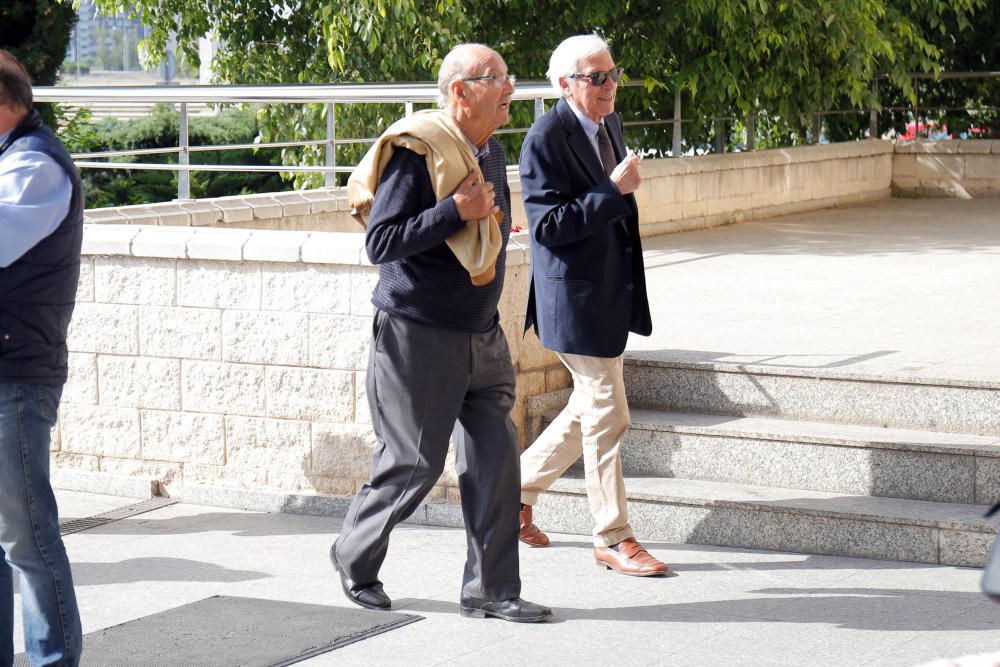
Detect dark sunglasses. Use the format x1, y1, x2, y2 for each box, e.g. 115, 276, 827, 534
569, 67, 624, 86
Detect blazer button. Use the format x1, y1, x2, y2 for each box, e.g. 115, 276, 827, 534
2, 334, 9, 341
626, 284, 633, 291
624, 246, 632, 254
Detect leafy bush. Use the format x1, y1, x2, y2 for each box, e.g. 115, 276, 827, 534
62, 105, 293, 208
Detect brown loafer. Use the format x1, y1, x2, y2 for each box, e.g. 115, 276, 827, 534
594, 538, 669, 576
518, 505, 550, 547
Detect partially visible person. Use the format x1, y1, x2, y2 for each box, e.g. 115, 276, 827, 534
517, 35, 669, 577
332, 43, 552, 623
0, 50, 84, 665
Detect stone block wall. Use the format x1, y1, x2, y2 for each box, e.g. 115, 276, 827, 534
58, 225, 566, 498
61, 140, 903, 501
892, 140, 1000, 198
84, 190, 361, 233
632, 140, 893, 235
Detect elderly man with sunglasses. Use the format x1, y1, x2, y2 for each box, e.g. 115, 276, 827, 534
517, 35, 669, 577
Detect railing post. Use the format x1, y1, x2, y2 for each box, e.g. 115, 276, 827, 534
534, 97, 544, 121
405, 101, 414, 117
177, 102, 190, 200
672, 87, 682, 157
810, 113, 821, 145
746, 112, 755, 151
714, 118, 725, 153
869, 79, 879, 139
325, 102, 336, 188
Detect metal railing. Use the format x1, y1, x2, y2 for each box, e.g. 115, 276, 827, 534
655, 71, 1000, 155
33, 72, 998, 202
35, 82, 561, 200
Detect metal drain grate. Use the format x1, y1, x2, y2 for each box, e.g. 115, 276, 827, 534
15, 596, 422, 667
59, 497, 178, 535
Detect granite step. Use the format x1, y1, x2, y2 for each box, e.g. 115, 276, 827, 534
622, 410, 1000, 504
531, 475, 996, 567
623, 357, 1000, 436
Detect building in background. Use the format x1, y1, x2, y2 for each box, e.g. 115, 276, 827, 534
67, 0, 146, 75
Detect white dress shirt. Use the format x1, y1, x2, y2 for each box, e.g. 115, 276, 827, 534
566, 99, 604, 167
0, 128, 72, 268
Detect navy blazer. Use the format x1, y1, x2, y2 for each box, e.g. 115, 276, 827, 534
520, 98, 652, 358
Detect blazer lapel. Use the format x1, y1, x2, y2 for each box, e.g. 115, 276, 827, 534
555, 98, 605, 186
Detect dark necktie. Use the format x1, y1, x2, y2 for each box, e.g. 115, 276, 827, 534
596, 123, 617, 176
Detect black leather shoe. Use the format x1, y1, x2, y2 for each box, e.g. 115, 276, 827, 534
459, 596, 552, 623
330, 543, 391, 611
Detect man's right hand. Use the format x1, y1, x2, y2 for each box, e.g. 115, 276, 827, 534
453, 171, 498, 221
610, 150, 642, 195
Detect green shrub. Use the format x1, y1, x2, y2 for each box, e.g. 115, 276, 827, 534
63, 105, 293, 208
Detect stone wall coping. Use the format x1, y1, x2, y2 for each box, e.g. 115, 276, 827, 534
893, 139, 1000, 155
643, 140, 892, 177
81, 223, 534, 267
84, 188, 353, 226
83, 141, 899, 225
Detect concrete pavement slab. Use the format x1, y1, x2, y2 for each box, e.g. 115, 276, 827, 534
10, 490, 1000, 666
630, 198, 1000, 384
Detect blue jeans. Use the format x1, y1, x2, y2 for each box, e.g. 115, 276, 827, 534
0, 383, 81, 667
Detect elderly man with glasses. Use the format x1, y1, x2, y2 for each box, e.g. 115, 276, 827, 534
517, 35, 669, 577
332, 43, 551, 623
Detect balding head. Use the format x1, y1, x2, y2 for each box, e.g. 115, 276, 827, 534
435, 43, 513, 148
437, 43, 503, 109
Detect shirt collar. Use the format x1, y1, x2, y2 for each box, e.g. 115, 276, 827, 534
566, 98, 602, 138
467, 136, 491, 161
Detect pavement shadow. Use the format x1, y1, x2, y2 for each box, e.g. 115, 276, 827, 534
355, 589, 1000, 632
390, 598, 570, 624
625, 347, 901, 372
74, 511, 343, 537
69, 557, 269, 586
543, 539, 927, 572
555, 587, 1000, 632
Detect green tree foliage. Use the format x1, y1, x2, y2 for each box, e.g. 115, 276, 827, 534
828, 0, 998, 140
93, 0, 469, 185
91, 0, 987, 165
479, 0, 984, 150
64, 105, 290, 207
0, 0, 77, 126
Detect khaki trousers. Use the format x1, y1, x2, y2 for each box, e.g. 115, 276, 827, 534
520, 351, 634, 547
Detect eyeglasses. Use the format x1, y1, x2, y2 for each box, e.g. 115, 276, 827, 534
569, 67, 624, 86
462, 74, 517, 86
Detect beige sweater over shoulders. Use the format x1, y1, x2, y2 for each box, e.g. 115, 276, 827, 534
347, 109, 503, 286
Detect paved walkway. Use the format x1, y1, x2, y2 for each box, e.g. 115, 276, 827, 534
631, 198, 1000, 384
17, 490, 1000, 666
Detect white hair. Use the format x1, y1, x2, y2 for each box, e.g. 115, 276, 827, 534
546, 34, 611, 94
436, 43, 495, 108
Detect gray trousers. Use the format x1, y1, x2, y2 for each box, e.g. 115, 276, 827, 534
334, 310, 521, 601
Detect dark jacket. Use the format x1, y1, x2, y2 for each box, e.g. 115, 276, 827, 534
520, 98, 651, 358
0, 109, 84, 385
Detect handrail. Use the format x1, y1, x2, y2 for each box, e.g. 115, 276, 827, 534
35, 81, 562, 199
32, 81, 560, 105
